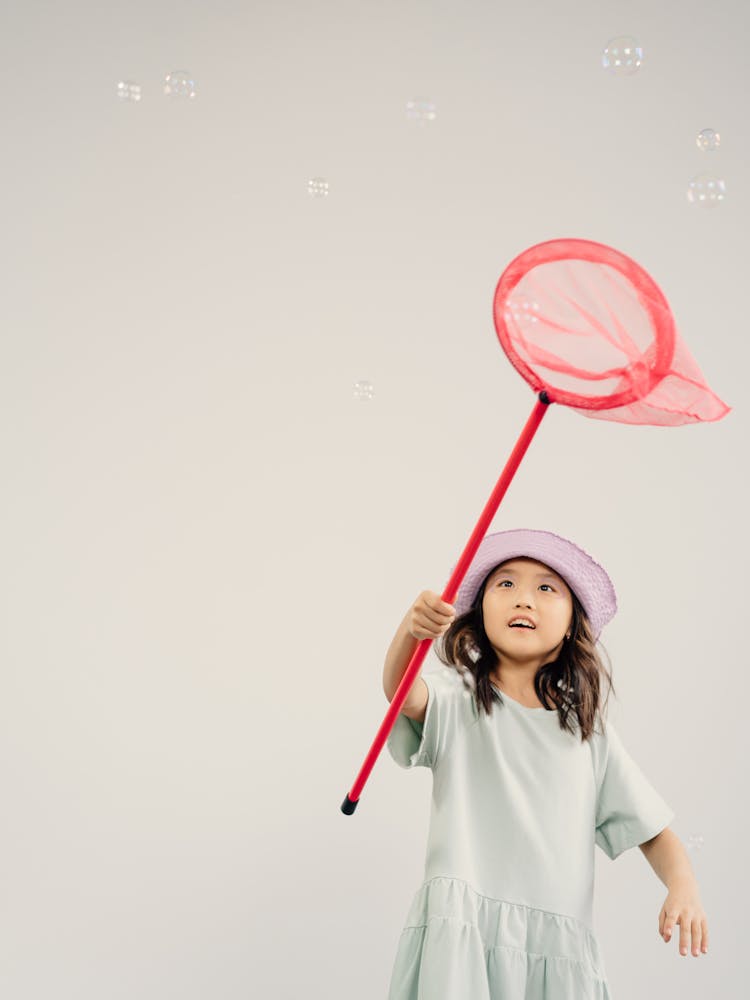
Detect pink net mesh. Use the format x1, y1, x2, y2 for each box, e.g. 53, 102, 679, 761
493, 239, 729, 426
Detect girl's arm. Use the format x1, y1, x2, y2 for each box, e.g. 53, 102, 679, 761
382, 610, 429, 720
639, 828, 709, 958
639, 827, 696, 888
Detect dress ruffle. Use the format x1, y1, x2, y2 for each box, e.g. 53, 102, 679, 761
388, 876, 612, 1000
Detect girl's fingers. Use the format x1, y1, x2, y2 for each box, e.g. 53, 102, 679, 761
680, 915, 689, 954
423, 610, 454, 629
668, 913, 709, 956
691, 916, 704, 956
660, 905, 708, 956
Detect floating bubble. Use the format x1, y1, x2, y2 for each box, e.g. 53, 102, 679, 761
116, 80, 142, 102
602, 36, 643, 75
687, 833, 705, 853
696, 128, 720, 152
406, 98, 437, 123
460, 670, 476, 692
504, 297, 540, 327
353, 380, 374, 401
307, 177, 329, 198
445, 666, 476, 693
687, 172, 726, 207
164, 70, 197, 99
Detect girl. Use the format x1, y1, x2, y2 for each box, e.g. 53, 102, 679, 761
383, 527, 708, 999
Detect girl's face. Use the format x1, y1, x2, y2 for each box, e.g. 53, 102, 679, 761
481, 557, 574, 666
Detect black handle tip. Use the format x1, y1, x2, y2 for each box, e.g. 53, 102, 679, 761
341, 794, 359, 815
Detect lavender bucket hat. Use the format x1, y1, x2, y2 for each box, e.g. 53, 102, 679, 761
451, 528, 617, 640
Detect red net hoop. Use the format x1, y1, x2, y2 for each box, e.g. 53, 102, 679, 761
493, 238, 729, 425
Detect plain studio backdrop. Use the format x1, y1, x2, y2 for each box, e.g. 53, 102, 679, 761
0, 0, 746, 997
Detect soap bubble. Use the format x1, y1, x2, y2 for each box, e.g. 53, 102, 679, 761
696, 128, 720, 151
460, 670, 476, 692
307, 177, 329, 198
116, 80, 142, 102
687, 833, 705, 853
164, 70, 196, 99
446, 665, 476, 693
602, 36, 643, 75
406, 98, 437, 123
687, 172, 726, 207
504, 297, 540, 327
353, 380, 374, 401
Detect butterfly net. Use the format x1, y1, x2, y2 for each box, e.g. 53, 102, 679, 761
493, 240, 729, 425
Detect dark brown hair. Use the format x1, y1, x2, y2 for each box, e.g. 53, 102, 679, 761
434, 568, 616, 743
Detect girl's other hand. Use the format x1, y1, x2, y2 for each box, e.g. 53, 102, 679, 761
408, 591, 457, 641
659, 880, 709, 957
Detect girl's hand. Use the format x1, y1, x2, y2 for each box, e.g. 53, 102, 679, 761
659, 879, 709, 957
408, 591, 456, 641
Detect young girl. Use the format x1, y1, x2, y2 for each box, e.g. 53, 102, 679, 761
383, 527, 709, 999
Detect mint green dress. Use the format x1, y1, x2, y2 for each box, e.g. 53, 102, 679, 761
386, 666, 675, 999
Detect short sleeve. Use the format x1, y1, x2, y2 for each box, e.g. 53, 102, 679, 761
386, 669, 456, 770
594, 720, 676, 861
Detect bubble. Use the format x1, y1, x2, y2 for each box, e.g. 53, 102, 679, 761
505, 297, 540, 327
164, 70, 197, 99
461, 670, 476, 692
696, 128, 720, 151
307, 177, 329, 198
446, 666, 476, 692
602, 36, 643, 75
406, 98, 437, 123
687, 833, 705, 853
353, 380, 374, 401
116, 80, 142, 103
686, 172, 727, 207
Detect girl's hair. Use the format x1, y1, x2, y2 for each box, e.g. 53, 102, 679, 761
434, 567, 616, 743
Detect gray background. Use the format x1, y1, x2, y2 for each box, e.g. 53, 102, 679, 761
0, 0, 745, 996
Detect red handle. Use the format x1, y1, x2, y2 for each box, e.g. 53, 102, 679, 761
341, 392, 552, 815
